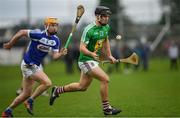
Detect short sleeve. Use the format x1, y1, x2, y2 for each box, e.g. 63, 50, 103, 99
52, 38, 60, 52
106, 25, 110, 38
28, 29, 42, 40
81, 28, 91, 44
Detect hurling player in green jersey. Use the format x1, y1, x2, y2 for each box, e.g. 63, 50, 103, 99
50, 6, 121, 116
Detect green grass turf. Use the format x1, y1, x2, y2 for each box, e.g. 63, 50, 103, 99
0, 58, 180, 117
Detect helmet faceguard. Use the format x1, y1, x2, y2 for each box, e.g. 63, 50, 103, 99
44, 17, 59, 35
95, 6, 111, 26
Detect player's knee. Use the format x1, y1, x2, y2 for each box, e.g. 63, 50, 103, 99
78, 85, 88, 91
44, 80, 52, 88
46, 81, 52, 88
102, 76, 109, 83
80, 87, 87, 91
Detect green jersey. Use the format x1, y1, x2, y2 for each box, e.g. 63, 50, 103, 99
78, 22, 110, 62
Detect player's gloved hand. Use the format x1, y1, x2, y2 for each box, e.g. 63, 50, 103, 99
60, 48, 68, 56
108, 55, 117, 64
3, 42, 13, 50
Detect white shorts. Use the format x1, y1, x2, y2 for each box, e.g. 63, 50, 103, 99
21, 60, 43, 78
78, 60, 99, 74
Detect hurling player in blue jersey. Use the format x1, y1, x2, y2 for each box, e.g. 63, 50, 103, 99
2, 17, 67, 117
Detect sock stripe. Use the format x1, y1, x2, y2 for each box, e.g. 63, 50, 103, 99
103, 104, 109, 107
102, 102, 109, 105
57, 86, 64, 94
103, 106, 110, 110
102, 100, 110, 110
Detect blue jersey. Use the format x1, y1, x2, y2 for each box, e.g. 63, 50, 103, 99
23, 30, 60, 66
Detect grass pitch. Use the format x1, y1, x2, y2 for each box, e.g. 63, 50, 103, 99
0, 58, 180, 117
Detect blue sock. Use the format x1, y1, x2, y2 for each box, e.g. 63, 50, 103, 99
5, 107, 12, 113
28, 98, 34, 103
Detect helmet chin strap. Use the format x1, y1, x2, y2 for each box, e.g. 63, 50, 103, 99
97, 15, 103, 25
45, 24, 57, 35
45, 25, 49, 31
45, 25, 52, 35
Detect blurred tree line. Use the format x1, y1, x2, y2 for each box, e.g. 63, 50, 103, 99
99, 0, 180, 58
1, 0, 180, 55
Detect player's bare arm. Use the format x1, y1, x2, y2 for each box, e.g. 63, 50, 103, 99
52, 48, 67, 60
3, 30, 28, 49
80, 41, 99, 60
104, 38, 117, 63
